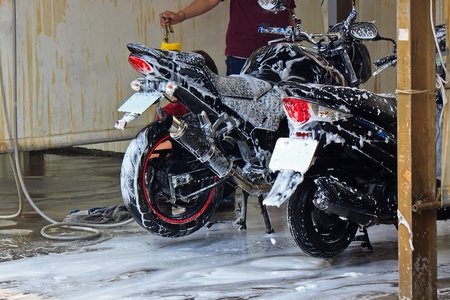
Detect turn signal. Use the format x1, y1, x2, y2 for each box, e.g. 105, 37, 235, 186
130, 79, 142, 92
128, 55, 153, 75
282, 97, 311, 125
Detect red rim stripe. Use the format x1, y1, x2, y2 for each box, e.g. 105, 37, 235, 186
142, 135, 216, 224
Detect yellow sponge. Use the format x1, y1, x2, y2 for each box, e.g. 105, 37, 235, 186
161, 42, 181, 51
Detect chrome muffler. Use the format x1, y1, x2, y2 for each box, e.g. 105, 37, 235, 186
166, 115, 232, 178
166, 115, 271, 195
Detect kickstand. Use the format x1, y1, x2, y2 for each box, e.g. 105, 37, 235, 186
354, 227, 373, 252
233, 190, 249, 230
258, 195, 274, 234
206, 190, 248, 230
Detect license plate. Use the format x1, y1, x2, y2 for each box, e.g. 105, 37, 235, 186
269, 138, 318, 174
118, 92, 161, 114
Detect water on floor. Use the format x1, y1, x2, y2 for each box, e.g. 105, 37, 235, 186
1, 151, 450, 299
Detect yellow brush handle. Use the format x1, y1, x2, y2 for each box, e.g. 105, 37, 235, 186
161, 42, 181, 51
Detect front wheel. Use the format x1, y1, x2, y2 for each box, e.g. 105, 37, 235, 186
120, 120, 224, 237
287, 178, 358, 258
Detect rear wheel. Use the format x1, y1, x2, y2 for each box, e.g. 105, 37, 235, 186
121, 120, 224, 237
288, 178, 358, 258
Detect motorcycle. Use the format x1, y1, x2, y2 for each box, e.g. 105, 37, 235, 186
263, 6, 447, 257
115, 0, 397, 238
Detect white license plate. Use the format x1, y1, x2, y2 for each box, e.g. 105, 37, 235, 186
118, 92, 161, 114
269, 138, 318, 174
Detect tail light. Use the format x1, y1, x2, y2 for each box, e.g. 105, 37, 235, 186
128, 55, 153, 75
282, 97, 311, 125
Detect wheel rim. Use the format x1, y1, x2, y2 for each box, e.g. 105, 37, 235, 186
309, 203, 351, 243
303, 185, 356, 246
141, 135, 218, 224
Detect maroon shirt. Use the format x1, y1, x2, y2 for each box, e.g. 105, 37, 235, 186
224, 0, 296, 58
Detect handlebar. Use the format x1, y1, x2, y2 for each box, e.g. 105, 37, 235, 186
258, 26, 290, 36
344, 7, 358, 28
373, 54, 397, 76
258, 26, 336, 46
373, 54, 397, 68
258, 26, 312, 44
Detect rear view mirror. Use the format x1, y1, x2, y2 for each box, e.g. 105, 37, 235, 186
258, 0, 287, 12
348, 22, 379, 40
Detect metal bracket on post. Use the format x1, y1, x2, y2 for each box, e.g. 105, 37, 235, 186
411, 188, 450, 212
412, 200, 442, 212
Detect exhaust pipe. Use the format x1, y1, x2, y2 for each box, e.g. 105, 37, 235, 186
166, 115, 232, 178
166, 115, 272, 195
314, 177, 379, 226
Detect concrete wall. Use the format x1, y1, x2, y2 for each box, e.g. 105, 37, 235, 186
358, 0, 397, 94
1, 0, 166, 153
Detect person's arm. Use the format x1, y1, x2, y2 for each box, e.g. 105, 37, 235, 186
160, 0, 222, 27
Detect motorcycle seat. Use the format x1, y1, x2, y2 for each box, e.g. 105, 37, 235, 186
209, 73, 273, 100
170, 49, 273, 100
127, 43, 273, 100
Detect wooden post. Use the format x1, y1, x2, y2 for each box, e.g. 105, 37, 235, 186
397, 0, 437, 299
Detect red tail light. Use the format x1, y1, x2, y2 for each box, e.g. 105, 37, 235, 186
128, 55, 153, 75
282, 97, 311, 125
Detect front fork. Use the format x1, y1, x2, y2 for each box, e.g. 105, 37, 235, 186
340, 49, 359, 87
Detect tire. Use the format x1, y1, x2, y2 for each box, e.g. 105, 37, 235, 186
120, 120, 224, 237
287, 177, 358, 258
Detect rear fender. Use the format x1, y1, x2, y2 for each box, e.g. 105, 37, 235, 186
263, 170, 304, 207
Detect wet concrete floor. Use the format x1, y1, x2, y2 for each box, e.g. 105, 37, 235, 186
1, 150, 450, 299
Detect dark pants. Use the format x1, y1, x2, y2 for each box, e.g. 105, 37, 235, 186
226, 56, 247, 75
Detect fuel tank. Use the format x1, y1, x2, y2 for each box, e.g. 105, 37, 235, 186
241, 43, 346, 85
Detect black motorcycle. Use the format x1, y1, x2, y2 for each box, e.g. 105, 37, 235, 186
115, 0, 397, 238
263, 21, 447, 258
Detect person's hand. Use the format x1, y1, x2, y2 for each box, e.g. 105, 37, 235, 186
160, 10, 185, 27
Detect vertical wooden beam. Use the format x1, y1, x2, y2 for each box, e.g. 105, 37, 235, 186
397, 0, 437, 299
